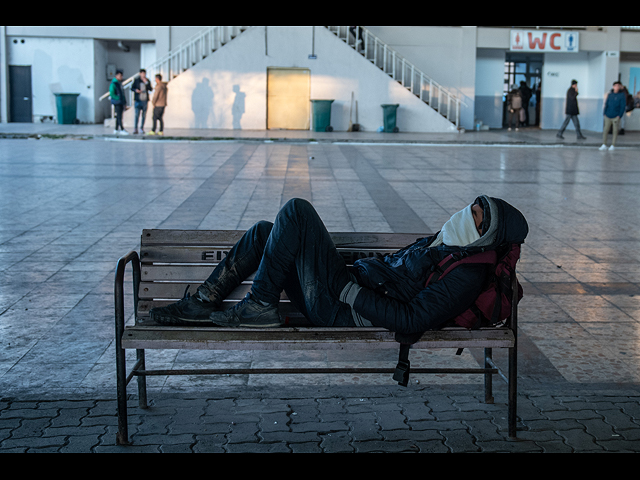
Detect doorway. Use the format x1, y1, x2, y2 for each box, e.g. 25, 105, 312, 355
267, 67, 310, 130
9, 65, 33, 123
503, 53, 543, 128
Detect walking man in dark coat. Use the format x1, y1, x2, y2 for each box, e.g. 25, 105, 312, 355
557, 79, 587, 140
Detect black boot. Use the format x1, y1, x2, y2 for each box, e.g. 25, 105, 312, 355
209, 292, 282, 328
149, 287, 220, 326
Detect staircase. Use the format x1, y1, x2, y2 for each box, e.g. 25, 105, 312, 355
99, 26, 249, 112
326, 26, 466, 128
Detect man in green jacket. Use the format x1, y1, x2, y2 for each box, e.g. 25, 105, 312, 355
109, 70, 129, 135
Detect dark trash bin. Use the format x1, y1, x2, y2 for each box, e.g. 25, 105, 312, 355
381, 104, 399, 132
54, 93, 80, 124
311, 99, 334, 132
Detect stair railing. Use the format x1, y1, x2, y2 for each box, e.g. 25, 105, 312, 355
326, 26, 466, 128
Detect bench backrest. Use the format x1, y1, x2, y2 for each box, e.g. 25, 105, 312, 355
136, 229, 425, 324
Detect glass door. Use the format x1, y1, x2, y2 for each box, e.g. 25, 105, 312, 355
503, 53, 543, 127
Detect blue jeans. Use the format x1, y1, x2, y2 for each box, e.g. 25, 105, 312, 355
134, 100, 148, 130
197, 198, 356, 327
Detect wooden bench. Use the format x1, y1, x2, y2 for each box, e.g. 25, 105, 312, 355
115, 229, 519, 445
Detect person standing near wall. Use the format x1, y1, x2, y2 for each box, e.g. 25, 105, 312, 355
534, 82, 541, 126
600, 81, 627, 151
507, 85, 522, 131
109, 69, 128, 135
132, 69, 152, 134
148, 74, 168, 136
519, 81, 532, 126
556, 80, 586, 140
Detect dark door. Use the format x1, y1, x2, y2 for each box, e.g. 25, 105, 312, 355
9, 65, 33, 122
502, 53, 543, 128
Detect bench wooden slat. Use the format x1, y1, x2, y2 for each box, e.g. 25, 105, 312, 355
140, 245, 402, 264
141, 229, 424, 248
137, 299, 307, 321
122, 326, 515, 351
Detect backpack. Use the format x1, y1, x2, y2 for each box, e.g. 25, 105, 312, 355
392, 243, 523, 386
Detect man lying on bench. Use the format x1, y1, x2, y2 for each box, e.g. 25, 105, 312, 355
149, 196, 528, 335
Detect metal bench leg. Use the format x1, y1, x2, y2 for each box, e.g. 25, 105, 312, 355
508, 344, 518, 439
114, 251, 140, 446
508, 271, 519, 439
484, 347, 494, 404
137, 349, 148, 409
115, 324, 129, 445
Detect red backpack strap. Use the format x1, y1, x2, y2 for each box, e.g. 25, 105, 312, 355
425, 250, 497, 287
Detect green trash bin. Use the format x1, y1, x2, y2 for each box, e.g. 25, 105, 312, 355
54, 93, 80, 124
311, 100, 334, 132
381, 104, 399, 132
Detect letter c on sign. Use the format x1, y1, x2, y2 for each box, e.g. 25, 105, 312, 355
550, 33, 561, 50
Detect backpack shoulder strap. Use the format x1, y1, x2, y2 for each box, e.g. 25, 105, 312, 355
425, 249, 497, 287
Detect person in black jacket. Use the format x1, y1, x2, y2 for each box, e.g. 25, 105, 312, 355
150, 196, 528, 335
131, 69, 152, 134
557, 80, 587, 140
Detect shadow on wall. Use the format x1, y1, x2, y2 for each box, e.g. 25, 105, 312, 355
190, 79, 246, 129
232, 84, 245, 129
192, 78, 213, 128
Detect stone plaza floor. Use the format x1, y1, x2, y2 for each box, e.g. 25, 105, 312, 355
1, 123, 640, 452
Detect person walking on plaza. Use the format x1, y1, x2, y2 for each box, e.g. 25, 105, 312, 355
556, 80, 586, 140
131, 69, 152, 134
600, 81, 627, 151
109, 69, 128, 135
148, 74, 168, 136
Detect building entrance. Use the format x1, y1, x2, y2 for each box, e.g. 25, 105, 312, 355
503, 53, 543, 128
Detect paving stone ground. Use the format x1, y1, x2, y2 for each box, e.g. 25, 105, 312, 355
1, 124, 640, 452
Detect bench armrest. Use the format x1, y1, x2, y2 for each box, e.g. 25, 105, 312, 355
115, 250, 141, 336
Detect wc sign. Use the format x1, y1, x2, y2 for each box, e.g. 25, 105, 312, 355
510, 30, 579, 52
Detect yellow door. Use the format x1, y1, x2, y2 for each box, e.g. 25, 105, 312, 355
267, 68, 310, 130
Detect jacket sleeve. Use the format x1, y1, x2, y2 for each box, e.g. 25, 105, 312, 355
618, 96, 627, 117
347, 264, 489, 334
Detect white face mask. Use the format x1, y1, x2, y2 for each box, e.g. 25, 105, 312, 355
440, 205, 481, 247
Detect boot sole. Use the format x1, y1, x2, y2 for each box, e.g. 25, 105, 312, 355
150, 313, 215, 326
210, 319, 283, 328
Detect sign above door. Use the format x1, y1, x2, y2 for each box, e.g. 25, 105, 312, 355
510, 30, 579, 53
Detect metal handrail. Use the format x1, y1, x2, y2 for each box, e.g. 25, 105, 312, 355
326, 26, 467, 127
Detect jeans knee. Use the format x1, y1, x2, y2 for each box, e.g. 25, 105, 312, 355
251, 220, 273, 243
282, 198, 314, 216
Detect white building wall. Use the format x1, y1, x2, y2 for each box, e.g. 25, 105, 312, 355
542, 51, 605, 132
123, 26, 456, 133
6, 36, 97, 123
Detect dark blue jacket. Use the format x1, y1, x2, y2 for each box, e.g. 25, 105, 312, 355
349, 196, 529, 334
604, 90, 626, 119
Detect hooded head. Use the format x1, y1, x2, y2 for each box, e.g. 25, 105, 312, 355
431, 195, 528, 250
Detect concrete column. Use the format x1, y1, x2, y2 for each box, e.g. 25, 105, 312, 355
603, 26, 621, 89
459, 26, 477, 130
0, 26, 8, 123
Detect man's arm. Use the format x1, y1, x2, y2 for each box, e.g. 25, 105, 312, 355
341, 264, 488, 334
